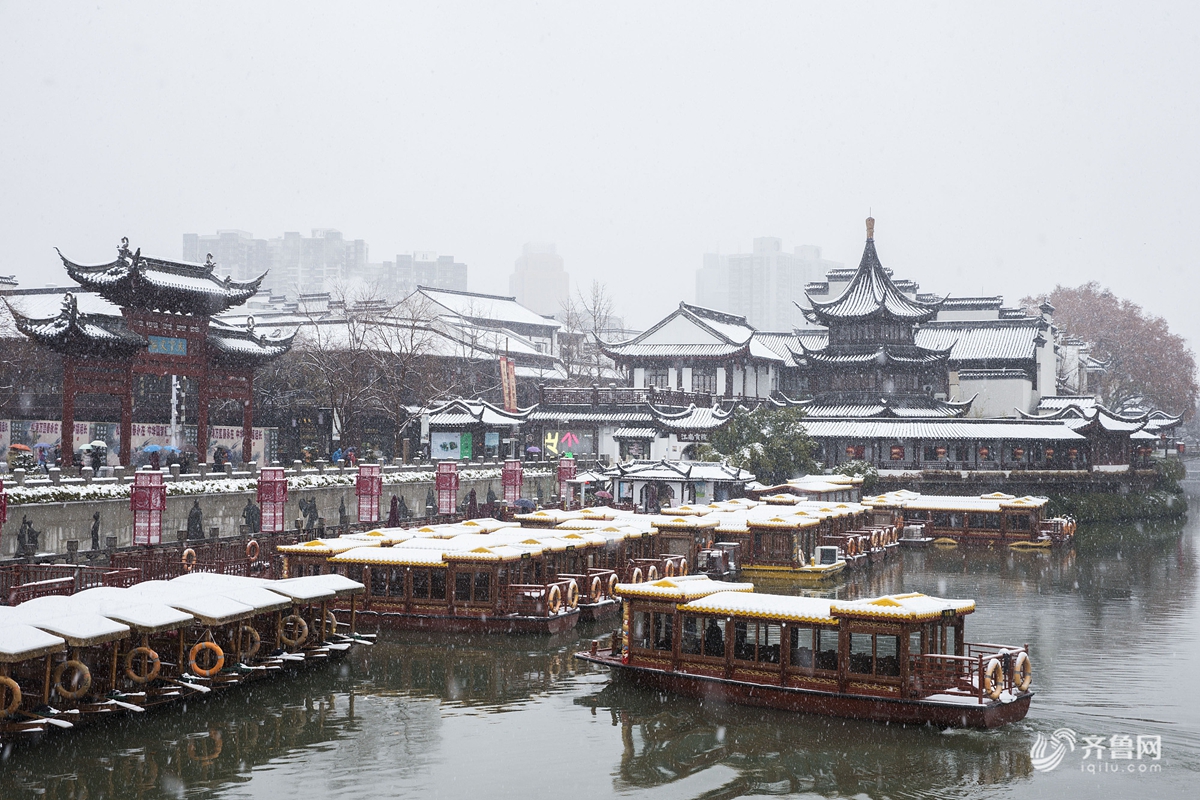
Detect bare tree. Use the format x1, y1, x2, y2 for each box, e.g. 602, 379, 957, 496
558, 279, 618, 384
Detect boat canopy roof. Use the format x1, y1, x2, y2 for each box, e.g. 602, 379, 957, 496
831, 593, 975, 622
648, 514, 720, 530
343, 528, 420, 546
5, 603, 131, 647
862, 491, 1048, 512
616, 575, 754, 602
680, 592, 836, 625
69, 588, 197, 633
273, 573, 365, 597
330, 545, 449, 567
0, 622, 67, 663
277, 537, 380, 556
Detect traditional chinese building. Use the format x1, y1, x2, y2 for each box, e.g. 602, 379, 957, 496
793, 217, 962, 416
7, 239, 293, 465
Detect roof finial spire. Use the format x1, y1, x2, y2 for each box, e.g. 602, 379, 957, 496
866, 215, 875, 240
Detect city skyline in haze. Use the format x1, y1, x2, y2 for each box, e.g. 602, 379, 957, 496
2, 2, 1197, 359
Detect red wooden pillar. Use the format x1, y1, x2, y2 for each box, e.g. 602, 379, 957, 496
61, 357, 76, 468
119, 366, 133, 467
197, 371, 210, 463
242, 374, 254, 464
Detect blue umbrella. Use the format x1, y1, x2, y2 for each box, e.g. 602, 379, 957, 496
33, 442, 54, 449
514, 498, 536, 510
143, 444, 163, 453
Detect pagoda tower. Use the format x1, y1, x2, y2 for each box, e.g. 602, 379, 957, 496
797, 218, 953, 404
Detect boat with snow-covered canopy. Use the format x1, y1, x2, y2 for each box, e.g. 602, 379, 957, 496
576, 576, 1033, 729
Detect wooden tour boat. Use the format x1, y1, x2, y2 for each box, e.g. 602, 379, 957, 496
862, 491, 1076, 548
576, 575, 1033, 729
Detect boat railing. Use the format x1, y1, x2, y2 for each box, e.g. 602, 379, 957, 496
910, 642, 1029, 702
0, 563, 147, 605
557, 568, 618, 602
503, 579, 577, 616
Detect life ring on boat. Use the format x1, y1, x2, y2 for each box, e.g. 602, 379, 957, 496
590, 575, 603, 599
187, 730, 223, 765
280, 614, 309, 647
664, 560, 676, 578
630, 567, 643, 584
325, 610, 339, 635
0, 676, 21, 716
182, 548, 197, 572
246, 539, 260, 561
241, 626, 262, 659
53, 660, 92, 700
189, 642, 225, 677
844, 538, 856, 557
647, 565, 659, 581
677, 559, 688, 576
124, 646, 162, 684
566, 580, 580, 609
871, 531, 880, 549
607, 574, 619, 596
1014, 652, 1032, 692
983, 658, 1003, 701
546, 584, 563, 614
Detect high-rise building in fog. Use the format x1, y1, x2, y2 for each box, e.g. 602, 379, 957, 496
509, 242, 569, 317
363, 251, 469, 298
184, 229, 368, 297
695, 237, 843, 331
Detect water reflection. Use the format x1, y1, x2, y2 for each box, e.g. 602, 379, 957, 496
577, 682, 1033, 798
0, 508, 1197, 799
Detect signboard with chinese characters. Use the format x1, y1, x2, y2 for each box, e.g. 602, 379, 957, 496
147, 335, 188, 356
543, 429, 594, 456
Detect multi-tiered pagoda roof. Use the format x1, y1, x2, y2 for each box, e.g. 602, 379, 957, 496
6, 292, 146, 359
799, 218, 943, 326
58, 237, 264, 315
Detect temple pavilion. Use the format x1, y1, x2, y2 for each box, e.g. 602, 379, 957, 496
7, 238, 293, 466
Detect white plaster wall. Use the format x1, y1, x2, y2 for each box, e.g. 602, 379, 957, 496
961, 377, 1034, 418
633, 367, 646, 388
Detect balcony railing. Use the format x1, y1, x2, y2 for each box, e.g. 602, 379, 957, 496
539, 385, 713, 408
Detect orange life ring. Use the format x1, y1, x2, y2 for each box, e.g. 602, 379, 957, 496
590, 575, 603, 599
607, 573, 619, 596
124, 646, 161, 684
631, 567, 643, 584
546, 584, 563, 614
0, 676, 21, 716
188, 641, 225, 677
280, 614, 309, 647
566, 580, 580, 609
324, 610, 339, 636
664, 560, 676, 578
845, 538, 856, 557
53, 660, 92, 700
181, 548, 197, 572
983, 658, 1003, 701
246, 539, 260, 560
677, 558, 689, 576
647, 565, 659, 581
871, 531, 880, 549
1014, 652, 1033, 692
241, 625, 262, 659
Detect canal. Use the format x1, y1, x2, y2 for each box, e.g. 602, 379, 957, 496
2, 497, 1197, 799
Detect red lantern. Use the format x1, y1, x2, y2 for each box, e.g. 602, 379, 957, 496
1044, 447, 1055, 459
1069, 448, 1079, 459
845, 445, 856, 457
979, 446, 990, 459
502, 459, 523, 504
935, 446, 947, 459
558, 457, 577, 508
436, 462, 459, 515
356, 463, 382, 524
257, 466, 288, 533
890, 445, 904, 461
1013, 447, 1025, 460
130, 470, 166, 545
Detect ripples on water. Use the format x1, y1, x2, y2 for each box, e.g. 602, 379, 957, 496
1, 502, 1197, 799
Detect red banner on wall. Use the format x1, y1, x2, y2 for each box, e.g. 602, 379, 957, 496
499, 357, 519, 412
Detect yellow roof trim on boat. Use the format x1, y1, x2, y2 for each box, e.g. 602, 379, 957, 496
679, 591, 836, 625
615, 575, 753, 602
830, 593, 975, 621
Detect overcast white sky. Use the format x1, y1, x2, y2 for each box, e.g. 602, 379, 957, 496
2, 2, 1198, 348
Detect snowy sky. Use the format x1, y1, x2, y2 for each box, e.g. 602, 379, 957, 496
2, 2, 1198, 350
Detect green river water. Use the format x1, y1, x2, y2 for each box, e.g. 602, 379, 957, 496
1, 492, 1197, 799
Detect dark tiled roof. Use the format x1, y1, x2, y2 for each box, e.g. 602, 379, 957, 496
7, 293, 144, 358
801, 233, 941, 325
802, 344, 949, 368
917, 320, 1043, 362
60, 240, 263, 315
206, 320, 296, 365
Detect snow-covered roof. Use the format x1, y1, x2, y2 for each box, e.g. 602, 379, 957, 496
860, 492, 1048, 512
416, 286, 561, 330
278, 537, 380, 556
329, 546, 449, 567
615, 575, 754, 602
831, 593, 975, 621
680, 592, 835, 625
0, 622, 67, 662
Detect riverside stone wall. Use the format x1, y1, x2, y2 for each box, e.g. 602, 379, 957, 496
0, 468, 560, 560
